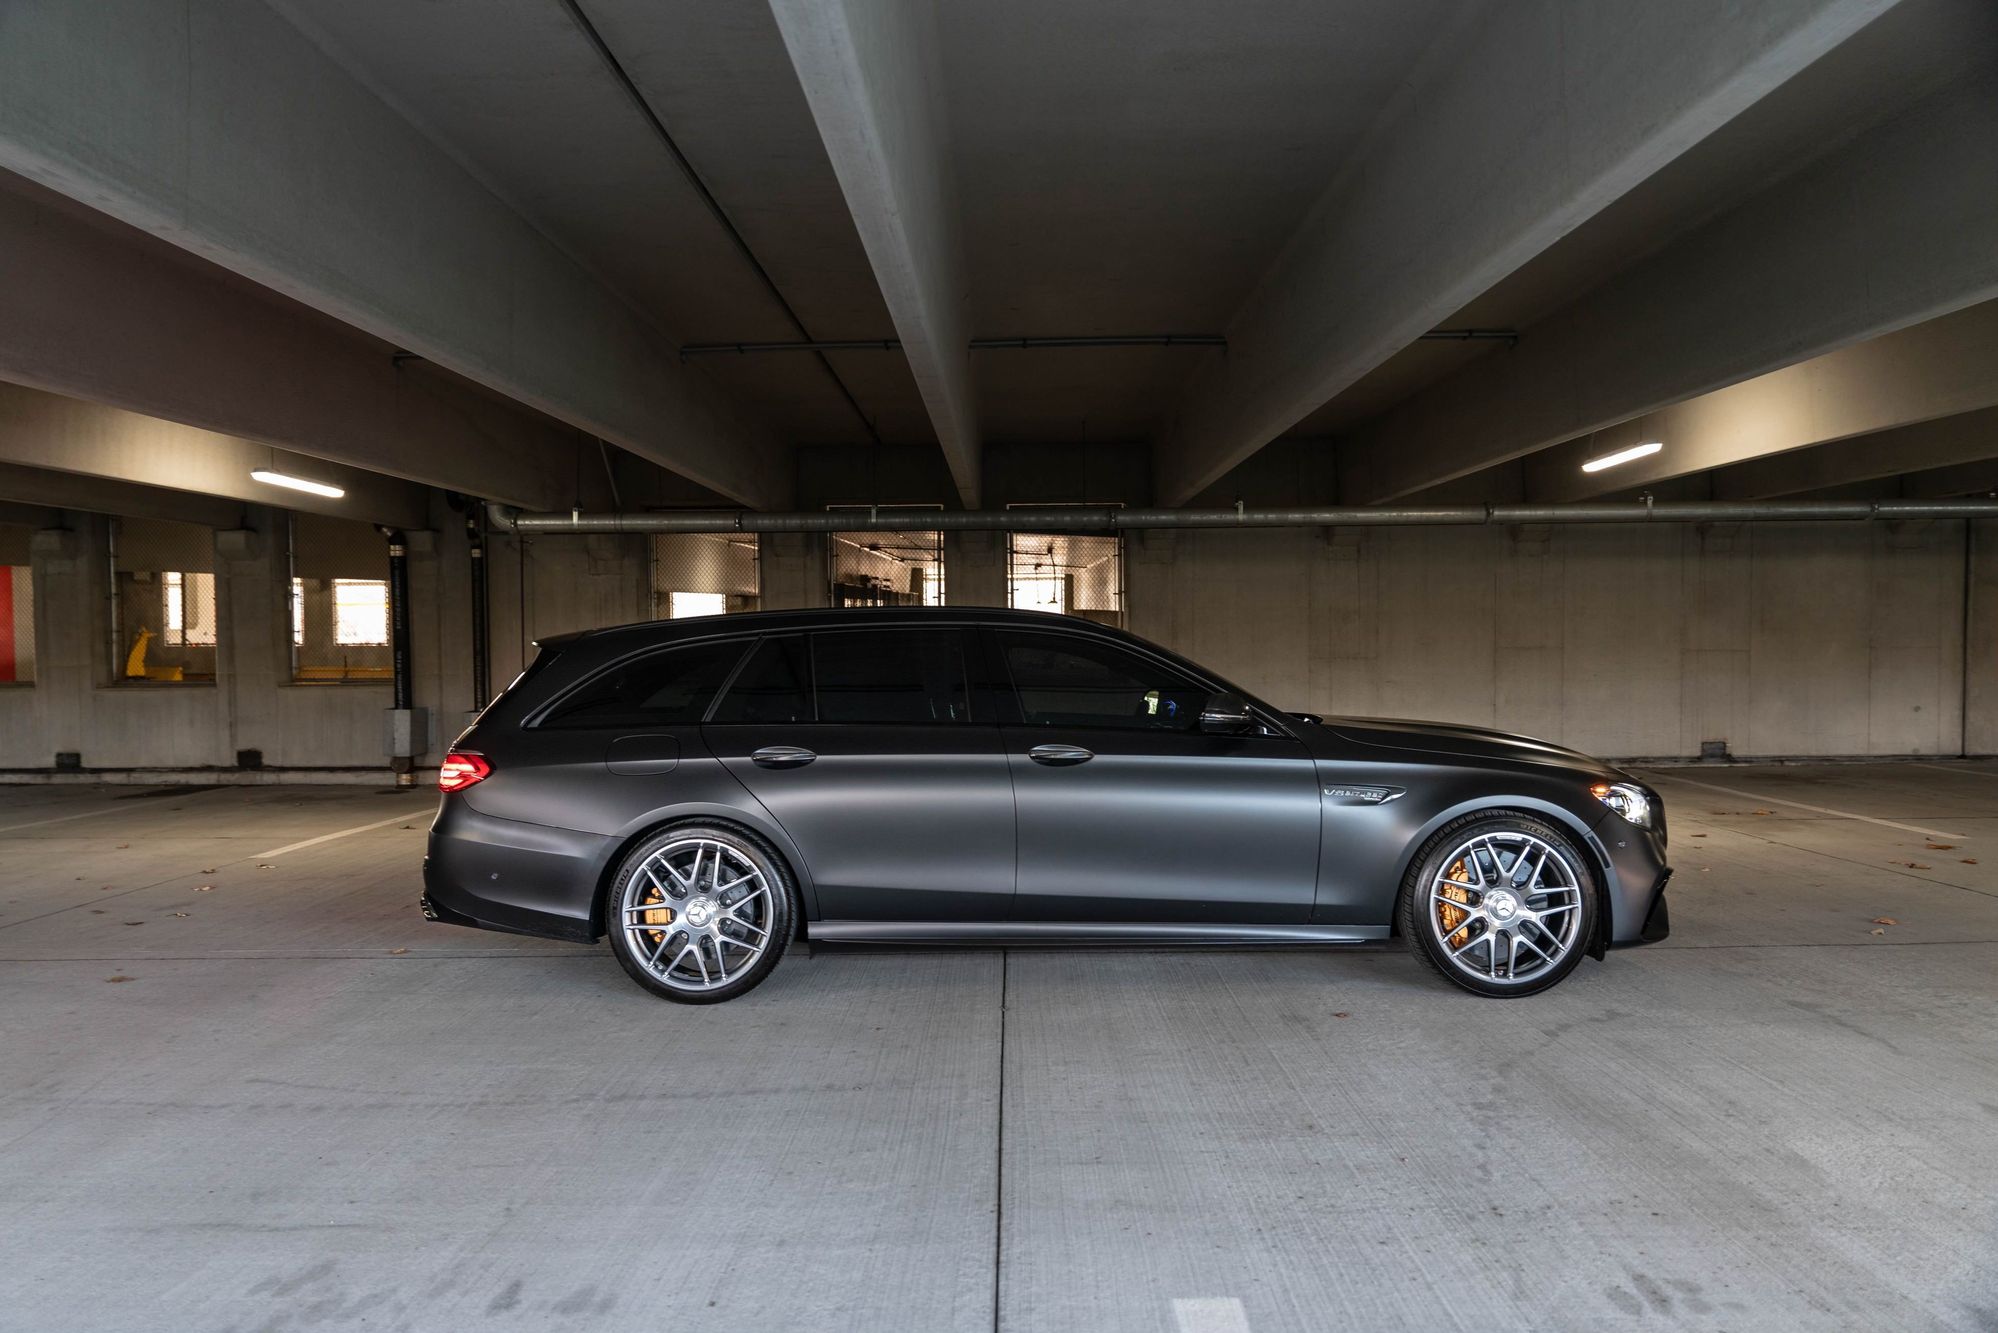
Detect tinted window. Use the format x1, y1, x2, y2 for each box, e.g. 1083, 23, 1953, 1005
540, 640, 745, 729
710, 635, 812, 724
814, 629, 970, 724
1000, 631, 1211, 731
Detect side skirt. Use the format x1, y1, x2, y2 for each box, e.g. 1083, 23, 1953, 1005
811, 920, 1390, 946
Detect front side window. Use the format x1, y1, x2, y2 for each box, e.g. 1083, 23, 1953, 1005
542, 639, 747, 730
709, 635, 811, 724
999, 631, 1212, 732
813, 628, 969, 725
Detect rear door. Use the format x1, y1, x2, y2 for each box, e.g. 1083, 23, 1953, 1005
702, 626, 1014, 922
993, 627, 1321, 923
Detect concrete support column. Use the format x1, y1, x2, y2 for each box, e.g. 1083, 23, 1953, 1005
1965, 519, 1998, 755
760, 533, 829, 611
944, 530, 1006, 607
26, 524, 91, 767
214, 512, 283, 767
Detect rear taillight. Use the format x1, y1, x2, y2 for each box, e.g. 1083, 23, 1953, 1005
438, 752, 491, 792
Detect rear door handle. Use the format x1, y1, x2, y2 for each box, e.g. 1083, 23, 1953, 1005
750, 745, 817, 769
1028, 743, 1094, 767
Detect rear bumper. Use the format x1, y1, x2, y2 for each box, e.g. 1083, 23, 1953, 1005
420, 798, 615, 943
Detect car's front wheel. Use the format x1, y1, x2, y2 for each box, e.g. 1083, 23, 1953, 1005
606, 824, 795, 1004
1398, 812, 1598, 997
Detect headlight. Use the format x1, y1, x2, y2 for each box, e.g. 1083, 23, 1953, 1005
1590, 781, 1654, 829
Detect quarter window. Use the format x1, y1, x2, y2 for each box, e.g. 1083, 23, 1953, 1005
709, 635, 812, 724
541, 640, 746, 729
813, 629, 969, 725
999, 631, 1212, 732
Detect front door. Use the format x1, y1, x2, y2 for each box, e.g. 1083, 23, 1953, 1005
703, 626, 1014, 922
992, 628, 1322, 923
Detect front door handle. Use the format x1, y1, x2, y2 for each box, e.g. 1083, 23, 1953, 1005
1028, 743, 1095, 767
751, 745, 817, 769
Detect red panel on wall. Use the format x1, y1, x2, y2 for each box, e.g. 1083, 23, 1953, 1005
0, 566, 14, 682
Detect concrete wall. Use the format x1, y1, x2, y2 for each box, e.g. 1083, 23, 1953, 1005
1, 499, 1990, 771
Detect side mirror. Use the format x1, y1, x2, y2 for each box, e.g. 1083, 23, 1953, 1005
1199, 692, 1255, 734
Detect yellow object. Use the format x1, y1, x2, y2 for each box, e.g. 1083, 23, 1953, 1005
123, 628, 184, 682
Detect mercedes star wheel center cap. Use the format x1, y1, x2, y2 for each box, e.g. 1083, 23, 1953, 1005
684, 896, 718, 928
1486, 890, 1519, 922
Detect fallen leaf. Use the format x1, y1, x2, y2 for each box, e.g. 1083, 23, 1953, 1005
400, 824, 414, 831
1871, 917, 1900, 926
1331, 1012, 1350, 1019
1927, 843, 1956, 850
1690, 833, 1708, 838
88, 909, 105, 915
1962, 858, 1978, 865
115, 843, 130, 849
169, 911, 189, 918
1869, 928, 1885, 936
1752, 809, 1773, 817
201, 868, 216, 874
195, 885, 213, 892
1899, 862, 1933, 870
388, 947, 409, 956
257, 863, 275, 870
122, 921, 144, 927
105, 975, 132, 984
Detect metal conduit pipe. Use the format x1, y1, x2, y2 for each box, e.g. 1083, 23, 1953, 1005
489, 499, 1998, 535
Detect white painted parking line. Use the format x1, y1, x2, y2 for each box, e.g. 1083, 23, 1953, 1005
256, 809, 430, 859
1173, 1298, 1252, 1333
1908, 762, 1998, 781
1646, 772, 1968, 841
0, 804, 143, 834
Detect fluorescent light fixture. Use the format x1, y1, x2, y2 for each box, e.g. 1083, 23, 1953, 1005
1580, 440, 1663, 474
251, 469, 345, 499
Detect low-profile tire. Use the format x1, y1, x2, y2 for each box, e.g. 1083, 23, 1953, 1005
605, 822, 796, 1004
1397, 810, 1598, 998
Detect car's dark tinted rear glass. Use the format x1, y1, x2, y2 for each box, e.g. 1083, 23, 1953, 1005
710, 635, 812, 724
999, 630, 1210, 731
813, 628, 969, 724
539, 640, 746, 729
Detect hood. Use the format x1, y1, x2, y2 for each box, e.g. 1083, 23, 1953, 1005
1319, 716, 1618, 775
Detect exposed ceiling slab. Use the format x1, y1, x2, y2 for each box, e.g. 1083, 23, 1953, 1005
1346, 64, 1998, 503
0, 461, 248, 530
1149, 0, 1899, 505
0, 0, 785, 507
1531, 298, 1998, 500
769, 0, 981, 505
0, 382, 430, 530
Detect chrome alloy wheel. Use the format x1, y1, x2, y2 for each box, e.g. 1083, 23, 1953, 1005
1427, 830, 1584, 987
618, 836, 775, 993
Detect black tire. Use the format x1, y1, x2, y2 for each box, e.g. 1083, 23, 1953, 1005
1397, 810, 1598, 998
605, 822, 796, 1004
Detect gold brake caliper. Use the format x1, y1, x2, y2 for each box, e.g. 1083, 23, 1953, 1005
639, 890, 674, 945
1439, 858, 1472, 947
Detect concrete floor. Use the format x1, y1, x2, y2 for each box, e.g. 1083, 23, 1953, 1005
1, 765, 1995, 1332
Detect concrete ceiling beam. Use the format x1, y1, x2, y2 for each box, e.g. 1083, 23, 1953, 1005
1347, 65, 1998, 504
1521, 298, 1998, 500
0, 179, 598, 513
1710, 403, 1998, 500
1152, 0, 1899, 506
0, 383, 430, 530
0, 0, 784, 508
769, 0, 981, 506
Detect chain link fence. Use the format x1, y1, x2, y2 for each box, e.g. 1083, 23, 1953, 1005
651, 533, 760, 619
828, 507, 945, 607
110, 517, 217, 684
290, 513, 391, 682
1008, 530, 1123, 627
0, 524, 33, 684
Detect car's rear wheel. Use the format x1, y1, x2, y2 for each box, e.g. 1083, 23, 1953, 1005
1398, 812, 1597, 997
606, 824, 795, 1004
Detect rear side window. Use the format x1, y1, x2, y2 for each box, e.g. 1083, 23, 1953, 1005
710, 635, 812, 724
813, 628, 970, 724
540, 640, 746, 729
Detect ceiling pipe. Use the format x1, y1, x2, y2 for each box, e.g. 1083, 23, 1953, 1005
675, 329, 1517, 357
489, 498, 1998, 535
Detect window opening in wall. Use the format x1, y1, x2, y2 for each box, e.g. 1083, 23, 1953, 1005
111, 517, 219, 684
0, 525, 35, 684
1007, 529, 1123, 628
827, 506, 945, 607
290, 513, 391, 683
651, 533, 760, 619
